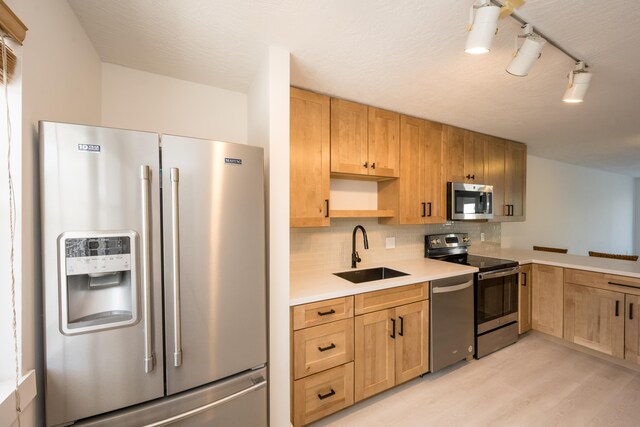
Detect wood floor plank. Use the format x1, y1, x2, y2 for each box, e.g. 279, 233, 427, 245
310, 334, 640, 427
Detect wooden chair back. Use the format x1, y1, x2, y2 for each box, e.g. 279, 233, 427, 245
533, 246, 568, 254
588, 251, 639, 261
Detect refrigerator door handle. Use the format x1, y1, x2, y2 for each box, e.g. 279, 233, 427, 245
141, 377, 267, 427
141, 165, 155, 373
171, 168, 183, 367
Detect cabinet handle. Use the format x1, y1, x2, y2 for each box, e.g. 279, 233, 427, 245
324, 199, 329, 218
363, 161, 368, 168
427, 202, 432, 217
318, 343, 336, 352
421, 202, 426, 217
371, 162, 376, 169
615, 300, 620, 317
318, 389, 336, 400
390, 318, 396, 339
317, 308, 336, 316
630, 303, 634, 320
510, 205, 514, 216
466, 174, 475, 180
607, 281, 639, 290
399, 316, 404, 336
522, 272, 527, 286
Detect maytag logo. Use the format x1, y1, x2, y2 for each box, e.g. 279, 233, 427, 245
224, 157, 242, 165
78, 144, 101, 153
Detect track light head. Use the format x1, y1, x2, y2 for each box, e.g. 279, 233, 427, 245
506, 25, 546, 77
562, 61, 592, 103
465, 0, 500, 54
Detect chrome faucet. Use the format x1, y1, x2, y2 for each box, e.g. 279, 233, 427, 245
351, 225, 369, 268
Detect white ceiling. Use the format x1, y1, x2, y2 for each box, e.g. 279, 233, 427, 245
68, 0, 640, 177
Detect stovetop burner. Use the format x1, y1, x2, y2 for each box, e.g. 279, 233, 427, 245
424, 233, 518, 272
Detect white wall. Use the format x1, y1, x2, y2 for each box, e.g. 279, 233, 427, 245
102, 63, 247, 143
247, 46, 290, 427
502, 155, 635, 256
4, 0, 103, 425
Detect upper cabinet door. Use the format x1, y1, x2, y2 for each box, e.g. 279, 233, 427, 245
368, 107, 400, 177
485, 136, 507, 218
290, 88, 331, 227
330, 98, 369, 176
465, 132, 486, 183
443, 125, 466, 183
423, 120, 446, 224
397, 115, 427, 224
505, 141, 527, 220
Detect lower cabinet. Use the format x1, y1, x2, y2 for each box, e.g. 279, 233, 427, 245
518, 264, 532, 334
291, 284, 429, 426
564, 269, 640, 364
531, 264, 564, 338
354, 289, 429, 402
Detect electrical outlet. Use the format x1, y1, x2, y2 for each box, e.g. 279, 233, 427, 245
385, 237, 396, 249
480, 233, 486, 242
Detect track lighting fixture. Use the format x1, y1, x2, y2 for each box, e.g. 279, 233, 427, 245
465, 0, 501, 54
506, 24, 546, 77
562, 61, 592, 103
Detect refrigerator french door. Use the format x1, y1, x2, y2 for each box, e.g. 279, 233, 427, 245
40, 122, 267, 427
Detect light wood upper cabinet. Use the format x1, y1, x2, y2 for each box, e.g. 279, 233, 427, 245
504, 141, 526, 220
443, 125, 486, 184
531, 264, 564, 338
290, 88, 330, 227
485, 136, 507, 217
518, 264, 532, 334
330, 100, 399, 178
330, 98, 368, 176
368, 107, 400, 177
564, 283, 625, 358
378, 117, 445, 225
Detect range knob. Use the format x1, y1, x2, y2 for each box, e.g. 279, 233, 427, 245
463, 237, 470, 242
430, 239, 438, 245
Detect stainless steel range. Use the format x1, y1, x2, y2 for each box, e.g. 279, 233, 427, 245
425, 233, 520, 358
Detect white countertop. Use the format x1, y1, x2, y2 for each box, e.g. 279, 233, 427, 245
290, 258, 477, 306
470, 247, 640, 279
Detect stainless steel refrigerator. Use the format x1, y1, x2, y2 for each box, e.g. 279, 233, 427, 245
40, 121, 267, 426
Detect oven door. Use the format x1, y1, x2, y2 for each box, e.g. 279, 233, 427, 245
476, 267, 519, 334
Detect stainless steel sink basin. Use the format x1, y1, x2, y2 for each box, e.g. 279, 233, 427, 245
333, 267, 409, 284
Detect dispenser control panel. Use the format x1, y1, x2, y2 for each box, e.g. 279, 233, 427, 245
65, 237, 132, 276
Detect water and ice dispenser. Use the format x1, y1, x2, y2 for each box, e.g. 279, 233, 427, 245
59, 232, 139, 334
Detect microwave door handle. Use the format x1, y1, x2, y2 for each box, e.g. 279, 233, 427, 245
140, 165, 155, 373
171, 168, 183, 367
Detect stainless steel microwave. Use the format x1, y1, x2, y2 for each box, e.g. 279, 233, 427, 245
447, 182, 493, 220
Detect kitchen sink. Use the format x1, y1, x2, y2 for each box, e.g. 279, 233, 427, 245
333, 267, 409, 284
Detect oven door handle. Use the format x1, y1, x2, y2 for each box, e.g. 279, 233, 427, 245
478, 267, 520, 281
432, 281, 473, 294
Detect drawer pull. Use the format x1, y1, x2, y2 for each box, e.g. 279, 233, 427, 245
317, 309, 336, 316
318, 343, 336, 352
317, 388, 336, 400
608, 281, 639, 290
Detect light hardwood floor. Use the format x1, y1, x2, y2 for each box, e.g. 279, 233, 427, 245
311, 333, 640, 427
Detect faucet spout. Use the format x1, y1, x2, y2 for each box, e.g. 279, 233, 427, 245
351, 225, 369, 268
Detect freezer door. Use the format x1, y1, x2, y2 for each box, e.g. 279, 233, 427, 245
74, 367, 267, 427
161, 135, 267, 394
40, 122, 164, 426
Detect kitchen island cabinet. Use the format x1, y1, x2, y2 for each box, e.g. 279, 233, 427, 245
531, 264, 564, 338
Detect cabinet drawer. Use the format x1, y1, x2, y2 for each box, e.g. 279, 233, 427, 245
293, 319, 354, 380
292, 296, 354, 330
604, 274, 640, 296
293, 362, 354, 427
565, 269, 606, 288
354, 283, 428, 315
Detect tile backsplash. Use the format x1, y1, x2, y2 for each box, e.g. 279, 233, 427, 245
290, 219, 501, 272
